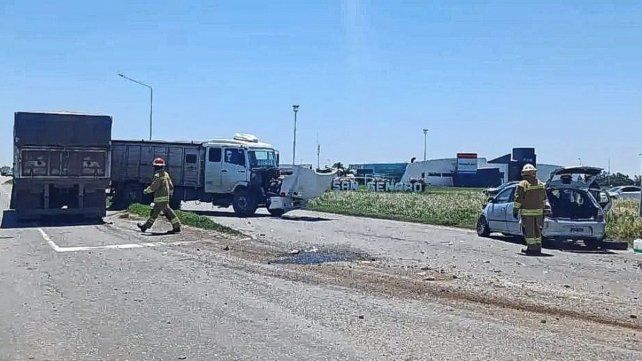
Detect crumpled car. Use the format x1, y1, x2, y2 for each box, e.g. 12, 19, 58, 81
477, 166, 611, 249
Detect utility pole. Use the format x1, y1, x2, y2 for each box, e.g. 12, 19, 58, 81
292, 105, 299, 166
118, 73, 153, 140
423, 129, 429, 161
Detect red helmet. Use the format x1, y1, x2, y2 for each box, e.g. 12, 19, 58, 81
152, 157, 166, 167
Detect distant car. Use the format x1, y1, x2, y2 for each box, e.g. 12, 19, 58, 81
607, 186, 641, 201
477, 166, 610, 249
0, 166, 10, 176
483, 181, 519, 199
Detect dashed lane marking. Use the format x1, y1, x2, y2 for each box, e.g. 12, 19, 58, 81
38, 227, 204, 253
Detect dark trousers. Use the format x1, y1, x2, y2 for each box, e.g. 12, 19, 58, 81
521, 215, 543, 249
144, 202, 181, 229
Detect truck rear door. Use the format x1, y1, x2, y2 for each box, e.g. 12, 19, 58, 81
183, 148, 200, 187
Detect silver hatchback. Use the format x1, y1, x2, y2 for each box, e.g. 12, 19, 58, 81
477, 166, 609, 248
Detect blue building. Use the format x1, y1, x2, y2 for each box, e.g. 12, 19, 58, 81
349, 163, 408, 182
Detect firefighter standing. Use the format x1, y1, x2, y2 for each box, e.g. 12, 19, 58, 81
137, 157, 181, 233
513, 164, 547, 255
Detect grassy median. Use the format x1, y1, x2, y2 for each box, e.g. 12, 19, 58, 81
309, 190, 641, 244
127, 203, 243, 236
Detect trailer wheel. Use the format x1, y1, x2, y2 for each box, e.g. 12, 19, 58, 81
232, 188, 257, 217
169, 197, 181, 210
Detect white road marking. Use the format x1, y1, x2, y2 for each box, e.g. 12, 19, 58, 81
38, 227, 205, 253
38, 228, 62, 252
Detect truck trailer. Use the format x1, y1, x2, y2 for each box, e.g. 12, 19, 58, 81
11, 112, 112, 219
110, 134, 335, 216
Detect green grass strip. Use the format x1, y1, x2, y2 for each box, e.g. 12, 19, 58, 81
308, 190, 486, 229
127, 203, 243, 236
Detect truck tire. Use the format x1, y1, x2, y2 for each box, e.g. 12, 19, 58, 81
267, 208, 285, 217
124, 183, 145, 205
9, 186, 16, 210
232, 189, 257, 217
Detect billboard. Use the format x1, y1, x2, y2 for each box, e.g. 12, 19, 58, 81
456, 153, 478, 174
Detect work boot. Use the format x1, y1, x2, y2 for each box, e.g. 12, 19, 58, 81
521, 245, 542, 256
137, 223, 148, 233
167, 227, 181, 234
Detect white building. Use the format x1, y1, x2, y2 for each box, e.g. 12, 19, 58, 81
401, 149, 562, 187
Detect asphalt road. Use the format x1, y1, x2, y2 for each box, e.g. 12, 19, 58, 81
1, 178, 640, 360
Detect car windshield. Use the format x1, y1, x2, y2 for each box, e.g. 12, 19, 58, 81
248, 149, 277, 168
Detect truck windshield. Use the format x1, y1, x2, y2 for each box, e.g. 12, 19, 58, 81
248, 150, 277, 168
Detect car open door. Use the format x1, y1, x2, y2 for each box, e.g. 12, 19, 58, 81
547, 166, 610, 211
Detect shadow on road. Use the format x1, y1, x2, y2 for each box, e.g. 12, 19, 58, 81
189, 210, 272, 218
281, 215, 332, 222
189, 210, 332, 222
517, 252, 554, 257
141, 232, 175, 237
0, 210, 105, 229
487, 234, 622, 255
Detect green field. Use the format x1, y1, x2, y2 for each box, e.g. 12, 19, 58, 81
308, 188, 486, 229
308, 189, 641, 244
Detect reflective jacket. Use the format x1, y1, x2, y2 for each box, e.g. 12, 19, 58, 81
514, 178, 547, 216
144, 170, 174, 203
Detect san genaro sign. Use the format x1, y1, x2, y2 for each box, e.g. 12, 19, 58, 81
331, 179, 424, 192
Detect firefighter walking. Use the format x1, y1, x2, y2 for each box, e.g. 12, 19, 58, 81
513, 164, 547, 255
137, 157, 181, 234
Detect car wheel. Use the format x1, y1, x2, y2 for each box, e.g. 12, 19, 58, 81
477, 216, 491, 237
584, 238, 603, 250
232, 188, 258, 217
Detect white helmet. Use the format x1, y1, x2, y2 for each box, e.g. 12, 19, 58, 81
521, 164, 537, 174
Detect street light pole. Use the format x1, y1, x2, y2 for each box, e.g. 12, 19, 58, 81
292, 105, 299, 166
118, 73, 153, 140
316, 132, 320, 170
638, 153, 642, 184
423, 129, 429, 161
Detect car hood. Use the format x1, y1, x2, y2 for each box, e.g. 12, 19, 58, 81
280, 166, 337, 200
546, 166, 602, 189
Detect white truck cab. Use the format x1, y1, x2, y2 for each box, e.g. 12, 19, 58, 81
203, 134, 278, 194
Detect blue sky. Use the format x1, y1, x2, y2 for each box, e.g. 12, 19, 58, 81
2, 1, 642, 174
